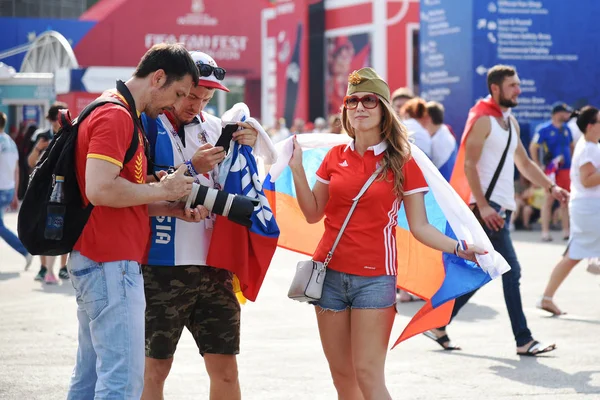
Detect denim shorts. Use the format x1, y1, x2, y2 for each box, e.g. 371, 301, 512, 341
312, 269, 397, 311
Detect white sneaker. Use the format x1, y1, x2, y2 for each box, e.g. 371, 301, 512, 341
24, 254, 33, 271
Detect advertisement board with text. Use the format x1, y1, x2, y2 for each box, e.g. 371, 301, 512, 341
420, 0, 600, 138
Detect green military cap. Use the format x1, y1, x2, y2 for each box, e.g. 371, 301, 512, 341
346, 68, 390, 103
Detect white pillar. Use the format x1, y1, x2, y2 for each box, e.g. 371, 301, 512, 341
372, 0, 388, 80
261, 8, 277, 128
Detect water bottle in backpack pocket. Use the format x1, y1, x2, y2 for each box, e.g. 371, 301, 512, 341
44, 175, 66, 240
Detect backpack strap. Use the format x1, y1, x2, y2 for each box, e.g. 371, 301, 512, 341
141, 113, 158, 160
76, 97, 139, 166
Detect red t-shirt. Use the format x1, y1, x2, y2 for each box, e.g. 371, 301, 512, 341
313, 141, 428, 276
74, 91, 149, 263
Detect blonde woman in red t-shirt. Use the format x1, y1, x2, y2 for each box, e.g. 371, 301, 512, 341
289, 68, 484, 400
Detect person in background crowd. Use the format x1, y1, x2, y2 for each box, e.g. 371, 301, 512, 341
529, 102, 574, 242
426, 101, 457, 181
539, 106, 600, 316
428, 65, 568, 356
401, 97, 433, 158
290, 118, 306, 135
141, 51, 262, 400
27, 102, 68, 169
289, 68, 484, 399
391, 87, 415, 119
269, 117, 291, 144
328, 114, 343, 134
313, 117, 328, 133
567, 111, 584, 144
26, 102, 70, 284
66, 43, 203, 400
0, 112, 33, 270
510, 176, 542, 231
16, 124, 38, 200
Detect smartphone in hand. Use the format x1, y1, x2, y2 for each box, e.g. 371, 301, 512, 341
215, 123, 238, 154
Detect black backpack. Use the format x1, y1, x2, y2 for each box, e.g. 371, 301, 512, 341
18, 88, 140, 256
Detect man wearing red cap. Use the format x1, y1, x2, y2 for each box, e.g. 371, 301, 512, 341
140, 52, 259, 400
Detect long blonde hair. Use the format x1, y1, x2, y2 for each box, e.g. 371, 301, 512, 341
341, 95, 411, 196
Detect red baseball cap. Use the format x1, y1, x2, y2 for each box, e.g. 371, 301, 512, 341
189, 51, 230, 92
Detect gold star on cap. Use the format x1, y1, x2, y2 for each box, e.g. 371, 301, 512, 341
346, 68, 391, 103
348, 71, 363, 85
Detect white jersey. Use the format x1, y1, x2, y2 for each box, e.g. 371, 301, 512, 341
570, 138, 600, 200
430, 124, 457, 169
567, 118, 583, 144
404, 118, 432, 158
0, 132, 19, 190
469, 116, 518, 210
145, 113, 222, 267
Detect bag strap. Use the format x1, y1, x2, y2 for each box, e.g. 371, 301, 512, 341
323, 165, 384, 267
116, 80, 142, 165
75, 96, 139, 165
484, 117, 513, 200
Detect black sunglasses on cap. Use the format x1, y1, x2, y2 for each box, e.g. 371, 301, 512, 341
195, 61, 226, 81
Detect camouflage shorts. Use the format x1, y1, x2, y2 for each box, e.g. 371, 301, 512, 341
143, 265, 241, 359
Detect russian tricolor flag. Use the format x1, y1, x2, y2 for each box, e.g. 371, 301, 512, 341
206, 142, 280, 302
267, 133, 510, 347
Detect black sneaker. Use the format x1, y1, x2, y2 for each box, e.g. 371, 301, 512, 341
34, 266, 47, 281
58, 266, 69, 280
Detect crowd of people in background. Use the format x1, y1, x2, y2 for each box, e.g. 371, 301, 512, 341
266, 90, 591, 247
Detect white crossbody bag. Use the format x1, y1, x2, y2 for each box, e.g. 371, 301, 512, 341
287, 166, 383, 302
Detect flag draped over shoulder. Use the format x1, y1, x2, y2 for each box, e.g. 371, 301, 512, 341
267, 133, 510, 347
450, 96, 503, 202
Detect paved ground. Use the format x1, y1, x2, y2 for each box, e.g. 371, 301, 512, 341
1, 211, 599, 399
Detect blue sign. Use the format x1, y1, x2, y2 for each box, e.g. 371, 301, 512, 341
0, 18, 95, 71
419, 0, 474, 138
22, 105, 40, 125
420, 0, 600, 139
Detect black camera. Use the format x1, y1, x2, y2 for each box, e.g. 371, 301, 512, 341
185, 183, 259, 228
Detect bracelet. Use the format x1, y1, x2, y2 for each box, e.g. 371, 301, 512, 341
185, 160, 198, 176
454, 241, 460, 256
547, 183, 556, 193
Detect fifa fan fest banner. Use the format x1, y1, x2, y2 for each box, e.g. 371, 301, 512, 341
420, 0, 600, 139
75, 0, 264, 79
261, 0, 310, 129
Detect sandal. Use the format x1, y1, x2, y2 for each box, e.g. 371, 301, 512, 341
517, 340, 556, 356
536, 296, 565, 316
423, 330, 461, 351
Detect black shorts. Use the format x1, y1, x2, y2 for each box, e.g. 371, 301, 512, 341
143, 265, 241, 359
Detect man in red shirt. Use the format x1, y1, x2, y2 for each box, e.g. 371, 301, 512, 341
67, 44, 208, 400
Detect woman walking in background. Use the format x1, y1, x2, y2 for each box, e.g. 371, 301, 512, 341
540, 106, 600, 315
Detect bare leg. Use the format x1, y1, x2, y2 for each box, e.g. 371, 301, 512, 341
316, 307, 363, 400
522, 205, 534, 229
204, 354, 241, 400
141, 357, 173, 400
560, 203, 569, 239
540, 256, 581, 315
351, 307, 395, 400
540, 194, 554, 240
45, 256, 56, 275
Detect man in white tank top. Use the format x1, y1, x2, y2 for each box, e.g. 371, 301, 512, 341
425, 65, 569, 356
